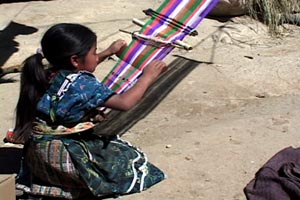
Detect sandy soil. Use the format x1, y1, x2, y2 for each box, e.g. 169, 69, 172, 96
1, 1, 300, 199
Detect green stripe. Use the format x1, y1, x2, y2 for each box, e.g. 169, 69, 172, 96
141, 0, 170, 32
110, 45, 157, 92
172, 0, 204, 39
133, 46, 157, 71
121, 45, 158, 85
102, 39, 136, 84
104, 0, 205, 89
157, 0, 169, 13
111, 81, 122, 91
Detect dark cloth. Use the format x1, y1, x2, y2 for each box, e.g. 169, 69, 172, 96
17, 134, 165, 199
244, 146, 300, 200
0, 147, 22, 174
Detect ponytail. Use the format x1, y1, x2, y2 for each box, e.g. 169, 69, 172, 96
13, 53, 49, 143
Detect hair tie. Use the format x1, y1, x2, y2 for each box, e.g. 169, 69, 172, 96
36, 48, 44, 58
36, 48, 50, 67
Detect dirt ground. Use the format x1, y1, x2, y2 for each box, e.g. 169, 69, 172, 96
1, 1, 300, 200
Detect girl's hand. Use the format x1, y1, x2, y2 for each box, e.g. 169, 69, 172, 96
97, 39, 127, 64
142, 60, 168, 83
104, 60, 167, 111
108, 39, 127, 57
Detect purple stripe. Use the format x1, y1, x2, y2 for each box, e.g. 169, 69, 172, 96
130, 1, 184, 66
107, 1, 184, 88
155, 46, 174, 61
190, 0, 219, 29
160, 0, 219, 57
106, 0, 219, 90
155, 0, 219, 61
111, 42, 142, 83
153, 0, 182, 31
118, 0, 182, 71
105, 60, 127, 88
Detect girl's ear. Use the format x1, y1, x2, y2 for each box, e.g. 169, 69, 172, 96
70, 55, 80, 68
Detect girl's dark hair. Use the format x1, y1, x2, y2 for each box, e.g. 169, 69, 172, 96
13, 23, 97, 143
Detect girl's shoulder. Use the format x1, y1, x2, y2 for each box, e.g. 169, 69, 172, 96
55, 70, 95, 77
47, 70, 102, 96
58, 70, 95, 78
76, 71, 102, 85
77, 70, 96, 77
54, 70, 99, 84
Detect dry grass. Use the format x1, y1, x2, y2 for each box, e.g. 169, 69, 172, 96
245, 0, 300, 35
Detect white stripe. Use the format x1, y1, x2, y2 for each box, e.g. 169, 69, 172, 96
57, 73, 80, 99
66, 151, 71, 172
149, 0, 189, 43
126, 150, 141, 193
111, 137, 149, 193
110, 140, 140, 193
187, 0, 215, 28
139, 153, 148, 191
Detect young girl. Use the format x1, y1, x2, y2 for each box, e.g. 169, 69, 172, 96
14, 23, 167, 199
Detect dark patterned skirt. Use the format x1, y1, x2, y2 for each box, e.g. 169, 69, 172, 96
16, 133, 166, 199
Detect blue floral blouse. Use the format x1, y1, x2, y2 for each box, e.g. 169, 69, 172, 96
37, 70, 115, 124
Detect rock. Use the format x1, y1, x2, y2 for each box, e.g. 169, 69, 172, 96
210, 0, 247, 17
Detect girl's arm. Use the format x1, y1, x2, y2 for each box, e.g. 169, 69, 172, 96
104, 60, 167, 111
97, 39, 127, 64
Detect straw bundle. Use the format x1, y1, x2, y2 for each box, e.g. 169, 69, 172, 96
245, 0, 300, 34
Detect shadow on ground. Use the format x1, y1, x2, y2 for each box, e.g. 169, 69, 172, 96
0, 21, 38, 82
0, 0, 52, 3
94, 55, 205, 136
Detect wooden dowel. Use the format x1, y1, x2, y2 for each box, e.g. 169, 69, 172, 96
132, 18, 192, 50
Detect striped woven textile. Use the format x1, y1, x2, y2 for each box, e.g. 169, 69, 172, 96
102, 0, 219, 93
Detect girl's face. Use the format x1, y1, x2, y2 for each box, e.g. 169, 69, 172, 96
75, 43, 99, 72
